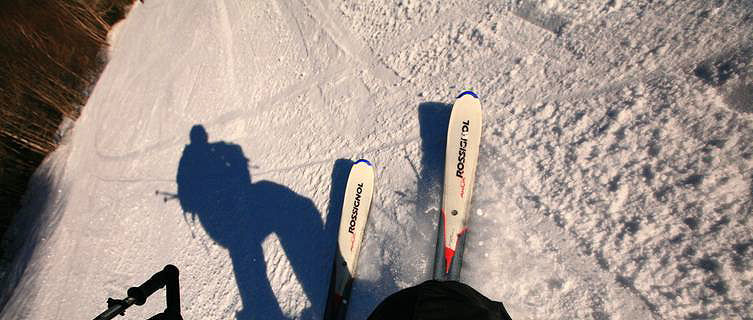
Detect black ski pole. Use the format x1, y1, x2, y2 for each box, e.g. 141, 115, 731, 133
93, 265, 182, 320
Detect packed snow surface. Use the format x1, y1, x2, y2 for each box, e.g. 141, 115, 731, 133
2, 1, 753, 319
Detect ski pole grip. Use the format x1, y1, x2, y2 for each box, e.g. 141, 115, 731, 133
128, 265, 174, 305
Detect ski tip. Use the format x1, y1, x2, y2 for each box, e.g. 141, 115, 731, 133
354, 159, 372, 166
456, 90, 479, 99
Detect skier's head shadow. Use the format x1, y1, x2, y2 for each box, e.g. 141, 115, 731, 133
173, 124, 342, 319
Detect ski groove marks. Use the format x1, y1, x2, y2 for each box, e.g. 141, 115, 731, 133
214, 0, 238, 96
254, 63, 349, 116
273, 0, 312, 59
252, 136, 419, 177
305, 0, 400, 85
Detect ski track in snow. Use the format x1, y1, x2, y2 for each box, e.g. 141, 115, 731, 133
1, 0, 752, 319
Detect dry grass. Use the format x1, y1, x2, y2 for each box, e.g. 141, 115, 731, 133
0, 0, 135, 242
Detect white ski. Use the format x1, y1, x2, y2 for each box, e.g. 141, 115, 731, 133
324, 159, 375, 320
434, 91, 483, 280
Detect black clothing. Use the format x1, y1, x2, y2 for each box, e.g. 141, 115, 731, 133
368, 280, 512, 320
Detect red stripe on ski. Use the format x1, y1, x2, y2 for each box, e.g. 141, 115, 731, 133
441, 209, 469, 274
444, 246, 455, 274
441, 208, 453, 274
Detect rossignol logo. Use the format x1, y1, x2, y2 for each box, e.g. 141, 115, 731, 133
456, 120, 470, 198
455, 120, 470, 178
348, 183, 364, 234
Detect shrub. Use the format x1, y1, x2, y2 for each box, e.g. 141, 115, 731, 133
0, 0, 134, 246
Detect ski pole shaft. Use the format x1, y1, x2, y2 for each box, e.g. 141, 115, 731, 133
93, 297, 137, 320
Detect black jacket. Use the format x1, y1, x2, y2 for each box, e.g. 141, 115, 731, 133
368, 280, 512, 320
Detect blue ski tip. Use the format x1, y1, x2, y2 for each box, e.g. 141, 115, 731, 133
355, 159, 372, 166
456, 91, 479, 99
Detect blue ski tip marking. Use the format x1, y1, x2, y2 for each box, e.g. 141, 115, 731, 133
355, 159, 372, 166
456, 91, 479, 99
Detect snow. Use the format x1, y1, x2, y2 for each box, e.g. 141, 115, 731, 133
2, 0, 753, 319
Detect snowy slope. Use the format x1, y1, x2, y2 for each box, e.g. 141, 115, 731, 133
2, 0, 752, 319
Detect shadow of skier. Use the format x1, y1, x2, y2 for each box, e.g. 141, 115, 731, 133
416, 102, 452, 279
175, 125, 341, 319
416, 102, 451, 216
